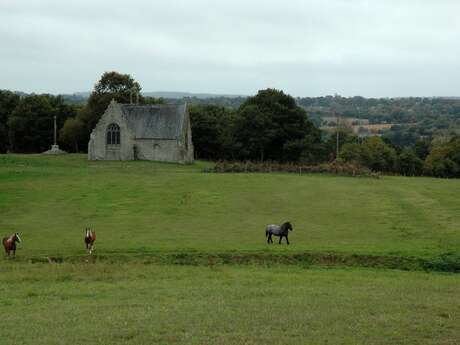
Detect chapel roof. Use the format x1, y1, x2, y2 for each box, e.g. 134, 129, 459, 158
120, 103, 186, 140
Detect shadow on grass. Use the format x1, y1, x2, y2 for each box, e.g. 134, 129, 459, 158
18, 251, 460, 273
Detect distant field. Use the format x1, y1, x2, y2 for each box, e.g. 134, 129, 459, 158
0, 154, 459, 261
1, 263, 459, 345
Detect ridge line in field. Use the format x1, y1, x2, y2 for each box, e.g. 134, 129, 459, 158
12, 251, 460, 273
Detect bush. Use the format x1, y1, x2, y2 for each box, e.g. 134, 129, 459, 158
424, 136, 460, 178
341, 137, 397, 172
204, 160, 379, 178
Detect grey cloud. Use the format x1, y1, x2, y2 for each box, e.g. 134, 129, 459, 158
0, 0, 459, 97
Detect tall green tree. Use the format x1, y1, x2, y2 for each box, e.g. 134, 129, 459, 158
414, 139, 431, 160
233, 89, 321, 162
398, 148, 423, 176
424, 136, 460, 177
0, 90, 20, 152
189, 105, 236, 160
341, 137, 397, 172
84, 71, 142, 132
59, 116, 86, 152
323, 129, 358, 161
61, 71, 143, 152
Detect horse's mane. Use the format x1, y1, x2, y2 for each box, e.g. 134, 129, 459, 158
281, 222, 292, 230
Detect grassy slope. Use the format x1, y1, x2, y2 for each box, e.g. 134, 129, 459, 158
0, 154, 459, 259
1, 263, 459, 345
1, 155, 459, 345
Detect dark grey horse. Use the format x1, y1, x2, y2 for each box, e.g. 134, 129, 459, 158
265, 222, 293, 245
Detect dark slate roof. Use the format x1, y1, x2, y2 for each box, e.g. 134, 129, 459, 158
121, 104, 186, 140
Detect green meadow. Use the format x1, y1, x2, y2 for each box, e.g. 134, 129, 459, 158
0, 154, 459, 259
1, 154, 459, 344
1, 263, 459, 345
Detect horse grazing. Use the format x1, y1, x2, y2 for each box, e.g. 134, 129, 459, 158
3, 233, 22, 256
84, 228, 96, 254
265, 222, 293, 245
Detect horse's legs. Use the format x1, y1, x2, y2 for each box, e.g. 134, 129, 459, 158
286, 235, 290, 245
270, 234, 273, 244
279, 235, 283, 244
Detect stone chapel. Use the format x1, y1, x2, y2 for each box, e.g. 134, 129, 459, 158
88, 100, 194, 163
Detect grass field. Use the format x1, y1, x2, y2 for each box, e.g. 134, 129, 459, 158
1, 263, 459, 345
1, 154, 459, 260
1, 154, 459, 344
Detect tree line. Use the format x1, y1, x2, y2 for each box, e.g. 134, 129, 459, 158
298, 95, 460, 147
1, 71, 460, 178
0, 91, 77, 153
0, 72, 164, 154
189, 100, 460, 178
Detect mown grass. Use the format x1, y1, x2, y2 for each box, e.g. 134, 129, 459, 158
1, 263, 459, 345
1, 155, 459, 344
0, 154, 459, 262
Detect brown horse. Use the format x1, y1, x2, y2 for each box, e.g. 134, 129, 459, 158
3, 233, 22, 256
84, 228, 96, 254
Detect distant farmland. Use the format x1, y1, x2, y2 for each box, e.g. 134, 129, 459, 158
320, 116, 418, 136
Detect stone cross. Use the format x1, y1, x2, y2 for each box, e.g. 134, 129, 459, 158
42, 115, 66, 154
54, 115, 57, 145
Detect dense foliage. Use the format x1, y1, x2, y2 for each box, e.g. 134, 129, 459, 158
190, 89, 323, 162
189, 93, 460, 177
0, 90, 20, 153
205, 160, 378, 178
59, 71, 164, 152
298, 95, 460, 147
234, 89, 322, 162
297, 95, 460, 125
0, 91, 77, 153
188, 105, 236, 160
0, 72, 163, 153
341, 137, 398, 173
2, 75, 460, 178
424, 136, 460, 177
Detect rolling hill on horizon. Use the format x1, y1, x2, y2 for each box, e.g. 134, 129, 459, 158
70, 90, 247, 99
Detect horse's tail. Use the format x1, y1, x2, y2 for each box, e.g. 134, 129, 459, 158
265, 229, 269, 237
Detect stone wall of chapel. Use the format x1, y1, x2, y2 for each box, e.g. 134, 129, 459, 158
133, 139, 181, 162
88, 103, 135, 161
88, 101, 194, 163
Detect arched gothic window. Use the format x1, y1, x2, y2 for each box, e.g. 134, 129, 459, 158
106, 123, 121, 145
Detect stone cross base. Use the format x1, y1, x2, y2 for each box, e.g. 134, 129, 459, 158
42, 144, 67, 155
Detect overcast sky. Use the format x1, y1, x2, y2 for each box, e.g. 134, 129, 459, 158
1, 0, 459, 97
